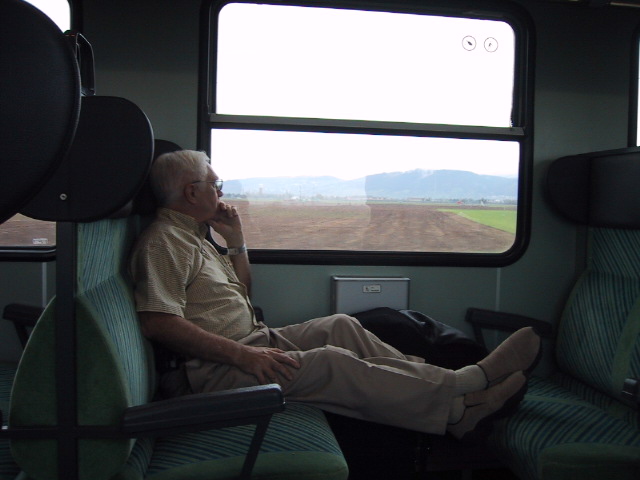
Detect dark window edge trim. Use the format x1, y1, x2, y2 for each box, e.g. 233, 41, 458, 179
0, 248, 56, 262
629, 21, 640, 146
247, 238, 529, 267
205, 0, 530, 25
210, 115, 525, 140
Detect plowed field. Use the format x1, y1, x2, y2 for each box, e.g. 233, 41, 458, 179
228, 201, 515, 253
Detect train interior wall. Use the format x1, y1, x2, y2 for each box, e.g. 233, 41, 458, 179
1, 0, 639, 366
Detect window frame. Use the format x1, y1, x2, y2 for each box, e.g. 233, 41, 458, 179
630, 22, 640, 147
0, 237, 56, 263
199, 0, 535, 266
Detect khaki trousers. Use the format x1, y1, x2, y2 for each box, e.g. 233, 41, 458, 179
185, 314, 456, 435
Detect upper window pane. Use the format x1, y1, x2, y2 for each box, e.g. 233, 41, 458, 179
217, 3, 516, 127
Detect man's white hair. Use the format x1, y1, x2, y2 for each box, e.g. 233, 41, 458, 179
150, 150, 210, 207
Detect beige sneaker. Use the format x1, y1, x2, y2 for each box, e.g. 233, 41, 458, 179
477, 327, 542, 384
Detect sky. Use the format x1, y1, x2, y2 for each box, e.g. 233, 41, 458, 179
25, 0, 69, 30
217, 4, 515, 126
211, 129, 520, 181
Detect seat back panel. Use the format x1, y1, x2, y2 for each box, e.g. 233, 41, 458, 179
556, 229, 640, 402
9, 299, 133, 479
78, 219, 156, 406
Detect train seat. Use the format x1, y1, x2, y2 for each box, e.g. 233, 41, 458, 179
0, 363, 18, 480
467, 147, 640, 480
7, 93, 347, 479
0, 305, 40, 480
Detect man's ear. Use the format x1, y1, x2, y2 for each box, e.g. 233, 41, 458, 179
183, 183, 199, 205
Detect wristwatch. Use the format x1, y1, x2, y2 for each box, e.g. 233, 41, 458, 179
227, 244, 247, 256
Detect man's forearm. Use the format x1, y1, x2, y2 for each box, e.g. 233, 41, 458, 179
138, 311, 244, 365
228, 250, 252, 297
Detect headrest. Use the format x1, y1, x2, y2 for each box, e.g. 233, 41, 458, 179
546, 146, 640, 228
131, 139, 182, 215
22, 96, 154, 222
0, 0, 81, 224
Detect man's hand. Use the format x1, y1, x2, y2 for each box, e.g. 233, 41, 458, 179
208, 201, 244, 247
206, 201, 252, 294
234, 345, 301, 384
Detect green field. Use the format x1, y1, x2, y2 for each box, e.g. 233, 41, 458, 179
439, 208, 517, 234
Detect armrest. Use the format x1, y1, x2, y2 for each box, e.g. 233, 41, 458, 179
121, 384, 284, 437
465, 307, 553, 349
2, 303, 43, 348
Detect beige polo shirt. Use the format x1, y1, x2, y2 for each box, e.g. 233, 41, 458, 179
129, 208, 259, 341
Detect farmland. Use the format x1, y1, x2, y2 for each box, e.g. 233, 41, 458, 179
221, 200, 516, 253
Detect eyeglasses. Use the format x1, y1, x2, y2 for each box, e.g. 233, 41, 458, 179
191, 179, 223, 191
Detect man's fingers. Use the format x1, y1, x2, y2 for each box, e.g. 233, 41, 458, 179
265, 351, 300, 382
268, 349, 300, 369
242, 347, 300, 384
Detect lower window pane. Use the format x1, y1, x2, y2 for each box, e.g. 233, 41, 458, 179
0, 214, 56, 248
210, 129, 519, 253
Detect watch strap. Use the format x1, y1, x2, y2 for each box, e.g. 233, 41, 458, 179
227, 244, 247, 256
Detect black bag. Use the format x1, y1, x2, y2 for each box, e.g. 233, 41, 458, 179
352, 307, 488, 370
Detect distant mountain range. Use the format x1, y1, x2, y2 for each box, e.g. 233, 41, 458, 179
224, 169, 517, 201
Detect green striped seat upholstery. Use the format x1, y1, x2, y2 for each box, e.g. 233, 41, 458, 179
139, 403, 345, 480
9, 218, 347, 480
489, 228, 640, 480
115, 404, 347, 480
0, 363, 19, 480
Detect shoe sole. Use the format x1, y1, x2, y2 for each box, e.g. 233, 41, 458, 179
492, 378, 529, 420
524, 334, 543, 378
456, 376, 529, 443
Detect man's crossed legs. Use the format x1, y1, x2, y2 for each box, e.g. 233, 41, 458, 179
186, 314, 541, 442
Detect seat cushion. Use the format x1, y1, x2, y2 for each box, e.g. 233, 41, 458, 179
144, 403, 348, 480
111, 437, 155, 480
490, 376, 640, 480
552, 372, 639, 427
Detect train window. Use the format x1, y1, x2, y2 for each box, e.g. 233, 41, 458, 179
201, 1, 533, 266
0, 0, 70, 259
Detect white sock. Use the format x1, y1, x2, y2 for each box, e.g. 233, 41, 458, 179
454, 365, 487, 396
448, 396, 465, 424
